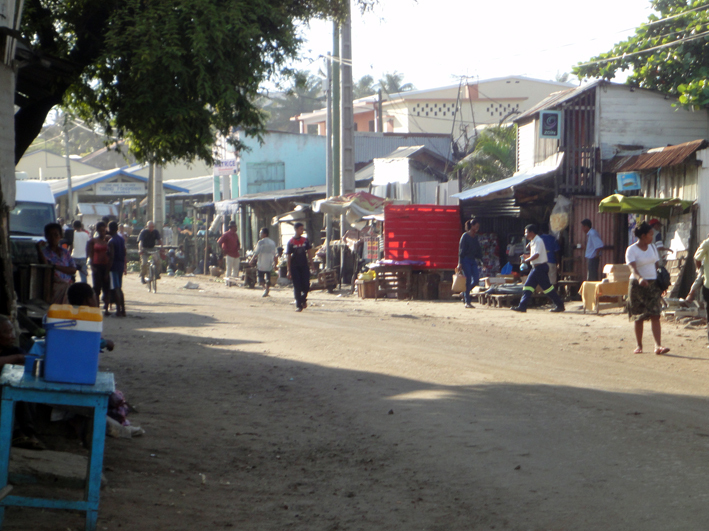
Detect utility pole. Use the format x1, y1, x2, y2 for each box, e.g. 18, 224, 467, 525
340, 3, 355, 286
377, 89, 383, 133
147, 163, 154, 225
152, 163, 164, 229
62, 117, 73, 220
332, 22, 340, 198
325, 53, 333, 270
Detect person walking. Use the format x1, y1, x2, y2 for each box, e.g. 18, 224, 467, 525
693, 233, 709, 346
539, 230, 560, 285
87, 221, 111, 315
251, 227, 278, 297
107, 221, 127, 317
456, 218, 482, 309
626, 222, 669, 355
286, 222, 313, 312
581, 219, 604, 281
71, 220, 90, 283
217, 221, 241, 280
138, 220, 162, 284
511, 224, 565, 313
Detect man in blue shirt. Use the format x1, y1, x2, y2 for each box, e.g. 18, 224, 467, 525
581, 219, 604, 281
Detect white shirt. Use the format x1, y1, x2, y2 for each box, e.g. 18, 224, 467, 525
585, 228, 604, 259
625, 243, 659, 280
163, 226, 174, 246
529, 235, 548, 266
71, 230, 90, 259
253, 237, 277, 272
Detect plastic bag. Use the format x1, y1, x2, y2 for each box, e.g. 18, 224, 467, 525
451, 273, 467, 293
550, 195, 572, 237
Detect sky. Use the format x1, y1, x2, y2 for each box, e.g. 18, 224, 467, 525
288, 0, 656, 90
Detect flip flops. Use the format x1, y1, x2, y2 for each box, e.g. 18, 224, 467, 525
633, 347, 643, 354
654, 347, 670, 355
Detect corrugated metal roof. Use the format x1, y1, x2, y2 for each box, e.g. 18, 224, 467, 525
48, 168, 189, 197
515, 80, 607, 122
354, 132, 452, 164
605, 139, 709, 172
452, 153, 563, 201
165, 175, 215, 197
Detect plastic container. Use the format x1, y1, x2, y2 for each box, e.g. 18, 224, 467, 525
43, 305, 103, 385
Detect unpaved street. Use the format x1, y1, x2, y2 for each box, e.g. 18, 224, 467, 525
8, 276, 709, 531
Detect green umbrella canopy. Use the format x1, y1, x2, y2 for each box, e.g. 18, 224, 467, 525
598, 194, 693, 219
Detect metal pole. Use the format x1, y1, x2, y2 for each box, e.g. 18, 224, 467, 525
332, 22, 340, 198
325, 53, 333, 270
340, 4, 355, 284
63, 118, 73, 220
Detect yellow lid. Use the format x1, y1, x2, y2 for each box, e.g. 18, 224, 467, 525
47, 304, 103, 322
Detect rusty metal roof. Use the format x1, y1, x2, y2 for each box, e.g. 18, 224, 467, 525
605, 139, 709, 173
514, 80, 603, 122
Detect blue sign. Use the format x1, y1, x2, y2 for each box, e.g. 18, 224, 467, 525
617, 172, 641, 191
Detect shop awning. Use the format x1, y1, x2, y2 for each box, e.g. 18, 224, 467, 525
598, 194, 693, 218
451, 153, 563, 201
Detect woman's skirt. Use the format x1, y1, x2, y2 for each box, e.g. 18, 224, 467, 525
627, 279, 662, 321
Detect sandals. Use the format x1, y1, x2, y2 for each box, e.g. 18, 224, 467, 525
633, 347, 643, 354
654, 347, 670, 355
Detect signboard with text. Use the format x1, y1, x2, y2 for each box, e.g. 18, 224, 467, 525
539, 110, 562, 139
95, 182, 146, 196
213, 159, 237, 176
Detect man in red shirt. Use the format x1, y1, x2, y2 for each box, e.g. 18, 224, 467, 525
218, 221, 241, 279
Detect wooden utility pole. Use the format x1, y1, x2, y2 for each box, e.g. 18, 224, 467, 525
339, 4, 355, 284
63, 118, 73, 220
332, 22, 340, 198
152, 163, 164, 229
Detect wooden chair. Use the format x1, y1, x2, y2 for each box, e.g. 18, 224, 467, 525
557, 256, 582, 299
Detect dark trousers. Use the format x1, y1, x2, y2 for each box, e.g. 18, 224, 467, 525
703, 286, 709, 342
587, 257, 600, 281
461, 257, 479, 305
519, 262, 564, 310
291, 266, 310, 309
92, 264, 109, 306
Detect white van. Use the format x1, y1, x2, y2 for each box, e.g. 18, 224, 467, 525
10, 181, 56, 242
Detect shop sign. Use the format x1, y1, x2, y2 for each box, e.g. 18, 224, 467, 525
95, 182, 146, 195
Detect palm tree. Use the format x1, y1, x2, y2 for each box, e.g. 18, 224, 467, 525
354, 75, 376, 99
376, 71, 415, 95
263, 71, 325, 133
455, 125, 517, 187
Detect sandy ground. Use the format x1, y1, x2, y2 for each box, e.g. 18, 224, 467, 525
6, 274, 709, 531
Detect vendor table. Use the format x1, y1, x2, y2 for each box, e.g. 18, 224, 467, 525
581, 281, 629, 314
370, 264, 413, 300
0, 366, 115, 531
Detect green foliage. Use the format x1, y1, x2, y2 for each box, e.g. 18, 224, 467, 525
354, 75, 376, 99
264, 71, 325, 133
573, 1, 709, 108
455, 125, 517, 187
377, 71, 415, 95
20, 0, 368, 165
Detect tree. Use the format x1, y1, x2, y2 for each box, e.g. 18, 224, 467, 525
573, 1, 709, 108
454, 125, 516, 187
376, 71, 415, 95
16, 0, 368, 165
353, 75, 376, 99
263, 71, 325, 133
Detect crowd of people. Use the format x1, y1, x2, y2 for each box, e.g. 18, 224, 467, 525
457, 217, 674, 355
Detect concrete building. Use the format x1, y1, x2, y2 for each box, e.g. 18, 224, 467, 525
293, 76, 573, 139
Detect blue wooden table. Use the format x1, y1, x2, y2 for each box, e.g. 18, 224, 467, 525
0, 365, 115, 531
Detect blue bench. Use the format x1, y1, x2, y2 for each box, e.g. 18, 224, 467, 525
0, 365, 114, 531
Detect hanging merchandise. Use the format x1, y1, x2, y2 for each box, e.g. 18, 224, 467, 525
550, 195, 572, 236
477, 233, 501, 278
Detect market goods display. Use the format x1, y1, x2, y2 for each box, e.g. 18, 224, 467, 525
550, 212, 569, 233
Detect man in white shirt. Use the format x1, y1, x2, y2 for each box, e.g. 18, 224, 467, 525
70, 220, 90, 283
581, 219, 604, 281
251, 227, 277, 297
511, 224, 565, 313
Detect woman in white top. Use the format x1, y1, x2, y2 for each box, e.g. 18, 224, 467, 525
625, 221, 669, 355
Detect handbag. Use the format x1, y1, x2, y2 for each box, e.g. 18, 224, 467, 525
451, 273, 467, 293
655, 266, 671, 291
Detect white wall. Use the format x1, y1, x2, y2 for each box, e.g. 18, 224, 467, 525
599, 86, 709, 157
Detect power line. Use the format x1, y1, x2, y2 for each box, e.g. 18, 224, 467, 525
576, 29, 709, 68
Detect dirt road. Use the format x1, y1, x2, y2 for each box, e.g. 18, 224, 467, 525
8, 275, 709, 530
